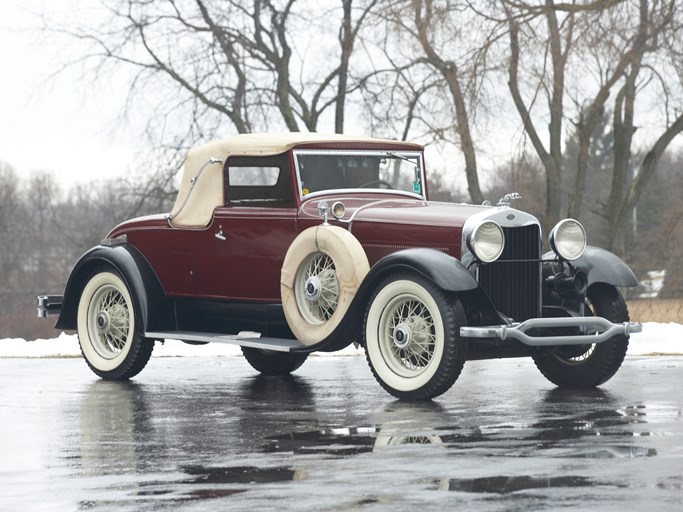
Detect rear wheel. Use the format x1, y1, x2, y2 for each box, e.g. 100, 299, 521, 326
241, 347, 308, 375
533, 283, 629, 388
77, 269, 153, 380
364, 273, 468, 401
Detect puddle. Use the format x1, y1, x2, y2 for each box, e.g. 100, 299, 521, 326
181, 464, 297, 484
129, 465, 296, 504
426, 475, 626, 493
264, 427, 376, 456
560, 445, 657, 458
262, 416, 661, 459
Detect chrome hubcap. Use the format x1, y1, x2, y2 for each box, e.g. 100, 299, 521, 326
305, 276, 322, 301
393, 324, 411, 349
96, 311, 110, 332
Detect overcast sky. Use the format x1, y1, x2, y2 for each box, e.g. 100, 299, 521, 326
0, 0, 141, 187
0, 0, 461, 192
3, 1, 680, 195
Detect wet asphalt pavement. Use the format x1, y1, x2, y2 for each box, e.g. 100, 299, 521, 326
1, 354, 682, 511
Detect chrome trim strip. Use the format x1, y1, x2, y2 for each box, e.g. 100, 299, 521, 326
166, 157, 223, 221
100, 234, 128, 247
460, 318, 642, 346
301, 188, 423, 202
345, 198, 423, 233
145, 331, 304, 352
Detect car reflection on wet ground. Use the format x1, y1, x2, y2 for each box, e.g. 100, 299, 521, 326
1, 356, 682, 511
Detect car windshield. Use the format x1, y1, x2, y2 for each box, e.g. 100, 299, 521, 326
294, 151, 425, 198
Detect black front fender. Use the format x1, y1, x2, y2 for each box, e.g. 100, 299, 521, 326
56, 244, 174, 332
543, 246, 638, 288
360, 248, 479, 294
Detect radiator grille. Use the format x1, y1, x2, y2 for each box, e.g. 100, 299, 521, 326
477, 225, 541, 322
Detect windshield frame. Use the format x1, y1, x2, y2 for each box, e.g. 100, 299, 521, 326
292, 149, 427, 202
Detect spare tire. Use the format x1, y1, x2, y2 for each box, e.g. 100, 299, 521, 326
281, 225, 369, 346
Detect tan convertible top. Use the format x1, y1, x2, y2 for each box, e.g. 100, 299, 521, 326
168, 133, 423, 228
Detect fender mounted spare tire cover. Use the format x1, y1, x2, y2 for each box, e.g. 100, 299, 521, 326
281, 225, 369, 346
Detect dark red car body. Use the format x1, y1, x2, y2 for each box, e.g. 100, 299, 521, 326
109, 195, 475, 302
38, 133, 642, 400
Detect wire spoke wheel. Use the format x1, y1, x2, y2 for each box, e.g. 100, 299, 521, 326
364, 273, 468, 400
380, 295, 437, 378
295, 252, 340, 324
558, 344, 596, 364
88, 285, 132, 358
77, 269, 153, 380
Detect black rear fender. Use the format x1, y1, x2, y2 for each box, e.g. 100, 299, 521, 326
56, 244, 174, 332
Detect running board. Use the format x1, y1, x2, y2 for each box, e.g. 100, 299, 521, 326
144, 331, 305, 353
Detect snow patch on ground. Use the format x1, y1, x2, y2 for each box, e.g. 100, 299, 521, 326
0, 322, 681, 358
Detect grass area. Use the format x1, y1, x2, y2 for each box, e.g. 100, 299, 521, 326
627, 299, 683, 323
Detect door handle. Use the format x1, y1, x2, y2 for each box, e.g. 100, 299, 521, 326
215, 229, 226, 241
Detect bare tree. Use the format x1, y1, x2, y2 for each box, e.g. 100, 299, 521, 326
501, 0, 683, 243
45, 0, 380, 144
34, 0, 683, 255
369, 0, 501, 203
410, 0, 487, 204
0, 163, 25, 314
604, 0, 683, 251
504, 0, 578, 226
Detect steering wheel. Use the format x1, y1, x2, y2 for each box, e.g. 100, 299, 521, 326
359, 180, 393, 189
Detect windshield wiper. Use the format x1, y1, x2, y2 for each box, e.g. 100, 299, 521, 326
384, 151, 415, 163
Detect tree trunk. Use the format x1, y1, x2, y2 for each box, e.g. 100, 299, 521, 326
413, 0, 483, 204
609, 112, 683, 251
335, 0, 354, 134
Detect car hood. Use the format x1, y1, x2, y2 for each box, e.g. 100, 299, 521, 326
351, 199, 490, 228
301, 196, 492, 229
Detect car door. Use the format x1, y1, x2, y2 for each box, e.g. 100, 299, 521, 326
197, 153, 298, 301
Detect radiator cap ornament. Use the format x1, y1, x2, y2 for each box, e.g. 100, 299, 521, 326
497, 192, 522, 207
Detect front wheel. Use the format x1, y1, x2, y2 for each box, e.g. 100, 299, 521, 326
241, 347, 308, 375
533, 283, 629, 388
77, 269, 153, 380
364, 273, 468, 401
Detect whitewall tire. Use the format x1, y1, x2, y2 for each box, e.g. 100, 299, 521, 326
77, 269, 153, 379
364, 273, 468, 400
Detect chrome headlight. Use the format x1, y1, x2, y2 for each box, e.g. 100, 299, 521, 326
467, 221, 505, 263
549, 219, 586, 261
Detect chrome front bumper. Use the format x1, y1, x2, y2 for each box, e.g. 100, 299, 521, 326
36, 295, 63, 319
460, 317, 642, 347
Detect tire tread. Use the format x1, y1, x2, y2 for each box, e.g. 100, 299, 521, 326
241, 347, 308, 376
533, 283, 629, 388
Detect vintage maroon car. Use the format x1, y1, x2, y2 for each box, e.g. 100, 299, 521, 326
38, 133, 641, 400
